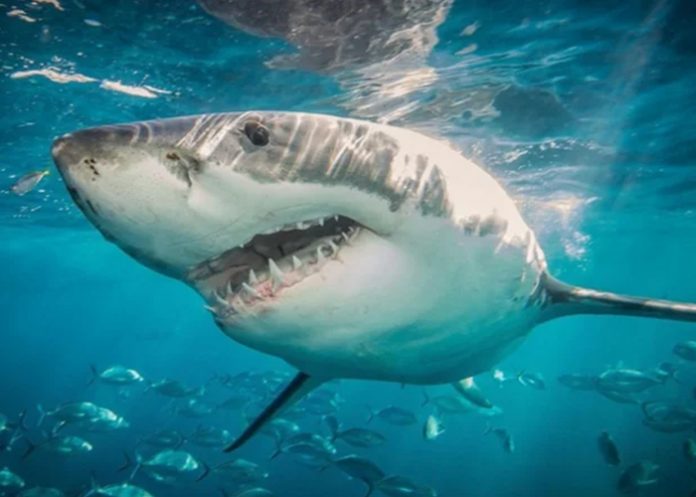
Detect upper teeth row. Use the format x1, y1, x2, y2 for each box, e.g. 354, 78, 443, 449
205, 226, 360, 317
260, 215, 341, 235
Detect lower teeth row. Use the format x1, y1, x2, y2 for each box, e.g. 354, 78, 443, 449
206, 226, 361, 317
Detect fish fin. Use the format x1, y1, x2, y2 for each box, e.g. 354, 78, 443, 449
541, 273, 696, 323
323, 415, 339, 442
363, 484, 375, 497
365, 405, 375, 424
196, 461, 210, 482
36, 404, 46, 428
420, 389, 430, 407
224, 371, 323, 452
87, 364, 98, 386
22, 438, 37, 459
483, 422, 492, 436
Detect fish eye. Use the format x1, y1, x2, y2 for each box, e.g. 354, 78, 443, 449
243, 121, 270, 146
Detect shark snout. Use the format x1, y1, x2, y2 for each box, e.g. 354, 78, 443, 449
51, 124, 137, 174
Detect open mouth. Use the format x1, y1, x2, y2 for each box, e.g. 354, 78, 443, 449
188, 215, 363, 321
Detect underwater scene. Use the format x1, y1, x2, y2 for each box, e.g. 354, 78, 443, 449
2, 1, 696, 496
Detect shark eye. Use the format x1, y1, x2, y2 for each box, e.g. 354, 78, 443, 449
243, 121, 270, 146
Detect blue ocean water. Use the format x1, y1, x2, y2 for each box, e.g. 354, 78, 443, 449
2, 1, 696, 496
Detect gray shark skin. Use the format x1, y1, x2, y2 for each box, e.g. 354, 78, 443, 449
51, 111, 696, 451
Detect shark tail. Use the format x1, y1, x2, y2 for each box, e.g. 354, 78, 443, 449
541, 274, 696, 323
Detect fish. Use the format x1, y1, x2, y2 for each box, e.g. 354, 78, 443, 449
176, 398, 215, 418
85, 476, 153, 497
11, 169, 49, 196
617, 461, 659, 494
517, 371, 546, 390
198, 458, 268, 485
597, 432, 621, 466
596, 369, 662, 394
221, 488, 274, 497
652, 361, 679, 383
674, 340, 696, 361
51, 111, 696, 451
37, 402, 101, 426
325, 416, 386, 448
422, 414, 445, 441
375, 475, 437, 497
272, 432, 337, 463
22, 435, 93, 458
17, 487, 65, 497
485, 424, 515, 454
120, 449, 206, 483
367, 406, 417, 426
138, 430, 186, 449
557, 374, 597, 391
89, 365, 144, 386
333, 455, 385, 497
148, 379, 203, 398
452, 377, 493, 408
641, 401, 696, 433
188, 426, 233, 448
0, 467, 25, 494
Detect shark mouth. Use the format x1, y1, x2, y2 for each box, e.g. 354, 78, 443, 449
187, 215, 362, 321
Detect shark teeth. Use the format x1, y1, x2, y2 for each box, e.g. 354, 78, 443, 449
268, 259, 284, 290
241, 282, 261, 300
249, 269, 258, 285
292, 255, 303, 270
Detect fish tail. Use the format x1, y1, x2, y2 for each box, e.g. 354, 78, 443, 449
483, 422, 492, 436
87, 364, 98, 386
541, 274, 696, 323
420, 389, 430, 407
35, 404, 46, 427
365, 405, 375, 424
22, 438, 38, 459
196, 461, 211, 482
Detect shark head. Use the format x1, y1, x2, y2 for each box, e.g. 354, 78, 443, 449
52, 111, 545, 381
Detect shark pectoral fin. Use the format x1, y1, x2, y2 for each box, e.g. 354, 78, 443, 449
540, 273, 696, 323
224, 371, 323, 453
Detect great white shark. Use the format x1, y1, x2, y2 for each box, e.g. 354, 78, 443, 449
51, 111, 696, 451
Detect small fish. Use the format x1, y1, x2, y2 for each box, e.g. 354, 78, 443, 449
176, 398, 215, 418
198, 458, 268, 484
421, 393, 472, 415
137, 429, 185, 449
188, 426, 232, 448
367, 406, 417, 426
597, 432, 621, 466
452, 377, 493, 408
221, 488, 274, 497
642, 401, 696, 433
422, 415, 445, 441
11, 170, 49, 196
23, 435, 93, 459
674, 340, 696, 361
683, 438, 696, 461
485, 425, 515, 453
85, 476, 153, 497
596, 369, 661, 394
333, 455, 385, 497
517, 371, 546, 390
37, 402, 100, 426
121, 449, 205, 483
17, 487, 65, 497
325, 416, 386, 448
375, 475, 437, 497
148, 379, 203, 398
0, 466, 25, 493
89, 365, 144, 386
617, 461, 659, 494
557, 374, 597, 391
491, 369, 513, 386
